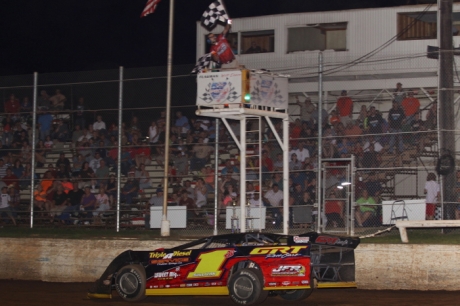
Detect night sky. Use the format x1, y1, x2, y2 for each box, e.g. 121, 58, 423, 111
0, 0, 433, 76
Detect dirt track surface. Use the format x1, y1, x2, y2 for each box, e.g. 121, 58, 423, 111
1, 280, 460, 306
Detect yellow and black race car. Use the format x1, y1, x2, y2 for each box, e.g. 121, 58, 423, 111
88, 232, 359, 305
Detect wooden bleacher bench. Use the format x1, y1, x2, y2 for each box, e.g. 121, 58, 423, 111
395, 220, 460, 243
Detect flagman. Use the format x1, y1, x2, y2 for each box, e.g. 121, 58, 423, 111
207, 21, 236, 68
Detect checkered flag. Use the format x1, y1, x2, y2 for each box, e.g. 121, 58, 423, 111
201, 0, 229, 31
191, 53, 212, 74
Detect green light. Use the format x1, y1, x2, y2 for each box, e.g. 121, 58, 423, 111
244, 93, 251, 102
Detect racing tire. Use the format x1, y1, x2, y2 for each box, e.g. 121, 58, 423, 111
228, 268, 268, 305
115, 264, 146, 302
279, 289, 313, 301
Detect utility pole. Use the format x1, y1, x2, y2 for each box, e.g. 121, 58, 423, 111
438, 0, 456, 219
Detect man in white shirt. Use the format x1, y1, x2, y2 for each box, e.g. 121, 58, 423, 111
89, 152, 102, 172
263, 184, 284, 228
93, 115, 106, 133
0, 186, 16, 226
292, 141, 310, 163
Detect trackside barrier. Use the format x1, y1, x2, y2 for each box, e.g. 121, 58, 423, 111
395, 220, 460, 243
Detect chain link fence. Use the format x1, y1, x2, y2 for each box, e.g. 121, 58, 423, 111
0, 50, 459, 239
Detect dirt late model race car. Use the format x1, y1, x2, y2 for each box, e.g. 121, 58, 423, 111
88, 232, 360, 305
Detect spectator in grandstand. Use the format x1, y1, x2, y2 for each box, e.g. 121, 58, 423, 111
135, 163, 152, 190
171, 138, 188, 176
49, 89, 66, 111
56, 164, 71, 180
179, 189, 199, 220
336, 90, 353, 126
37, 90, 51, 110
148, 120, 160, 150
74, 97, 87, 131
127, 116, 142, 137
51, 119, 69, 142
0, 159, 8, 179
80, 185, 96, 220
271, 153, 283, 172
190, 137, 213, 172
56, 152, 71, 174
153, 140, 166, 169
363, 135, 383, 153
194, 178, 208, 209
4, 94, 20, 120
289, 183, 304, 207
20, 96, 32, 120
325, 190, 344, 228
393, 82, 406, 105
0, 186, 16, 226
355, 189, 377, 227
19, 140, 32, 164
79, 161, 95, 185
289, 119, 302, 147
65, 182, 82, 221
401, 90, 420, 124
356, 105, 368, 129
134, 144, 151, 169
296, 95, 315, 127
365, 106, 384, 139
329, 110, 340, 126
50, 184, 70, 218
387, 101, 406, 154
425, 172, 440, 220
261, 150, 274, 182
221, 159, 239, 176
93, 186, 110, 217
292, 141, 310, 163
95, 159, 109, 188
105, 175, 117, 206
149, 188, 164, 207
173, 111, 191, 138
361, 143, 381, 169
121, 171, 139, 205
263, 183, 283, 227
34, 184, 50, 212
425, 100, 437, 130
288, 153, 302, 172
33, 140, 46, 168
89, 152, 102, 172
77, 128, 92, 145
365, 172, 382, 203
38, 111, 53, 141
92, 115, 107, 135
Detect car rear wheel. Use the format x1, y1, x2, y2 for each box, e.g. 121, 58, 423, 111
228, 268, 268, 305
115, 264, 146, 302
279, 288, 313, 301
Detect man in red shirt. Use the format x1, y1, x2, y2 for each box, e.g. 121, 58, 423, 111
336, 90, 353, 126
4, 94, 21, 117
401, 90, 420, 124
208, 23, 236, 68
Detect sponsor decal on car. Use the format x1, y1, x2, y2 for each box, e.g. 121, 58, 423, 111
153, 271, 179, 280
249, 246, 307, 256
271, 265, 305, 277
150, 250, 192, 258
301, 280, 309, 285
316, 236, 349, 246
268, 282, 277, 286
150, 258, 190, 265
282, 281, 291, 286
293, 236, 310, 243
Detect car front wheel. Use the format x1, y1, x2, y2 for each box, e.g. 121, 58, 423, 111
115, 264, 146, 302
228, 268, 267, 305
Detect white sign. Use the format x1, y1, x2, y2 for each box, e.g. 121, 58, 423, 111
249, 74, 289, 109
196, 71, 243, 106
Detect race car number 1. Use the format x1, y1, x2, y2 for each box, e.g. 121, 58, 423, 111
186, 250, 232, 279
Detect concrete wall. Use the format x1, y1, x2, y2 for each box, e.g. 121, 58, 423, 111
1, 238, 459, 290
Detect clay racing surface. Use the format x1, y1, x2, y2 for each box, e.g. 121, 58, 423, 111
1, 280, 459, 306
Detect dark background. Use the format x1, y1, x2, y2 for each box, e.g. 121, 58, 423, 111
0, 0, 440, 76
